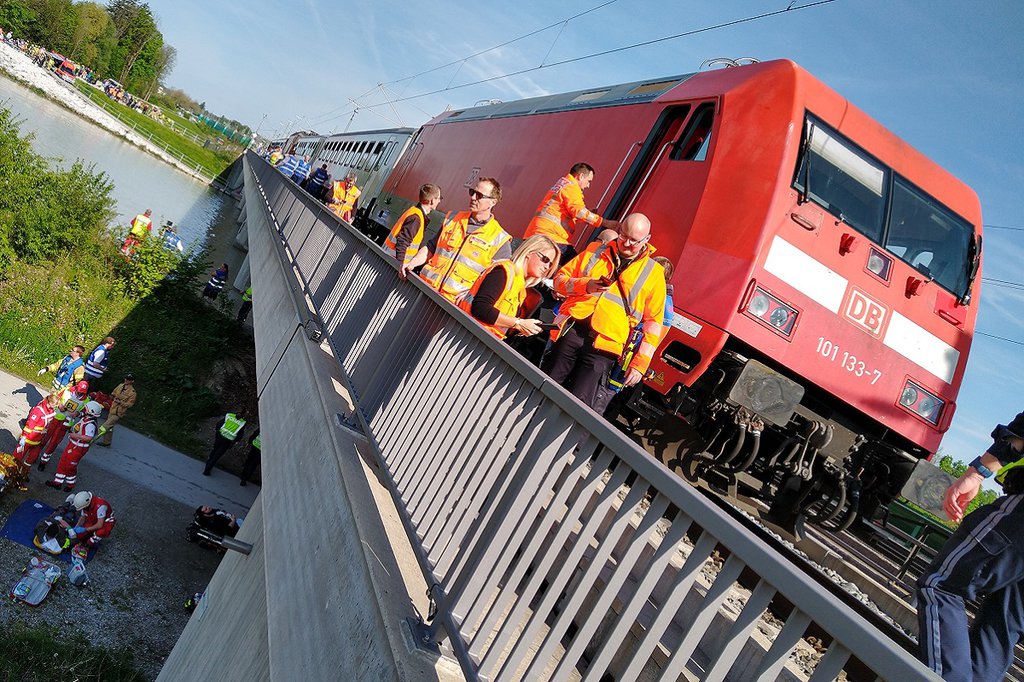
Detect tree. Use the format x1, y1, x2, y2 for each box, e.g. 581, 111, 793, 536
69, 2, 113, 68
0, 0, 39, 38
26, 0, 76, 53
144, 41, 174, 98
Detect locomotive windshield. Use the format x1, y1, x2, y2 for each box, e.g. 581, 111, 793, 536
794, 115, 975, 298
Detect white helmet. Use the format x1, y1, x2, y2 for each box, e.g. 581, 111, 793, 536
84, 401, 102, 417
72, 491, 93, 511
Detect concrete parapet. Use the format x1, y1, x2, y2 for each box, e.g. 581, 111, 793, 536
157, 496, 270, 682
158, 158, 465, 681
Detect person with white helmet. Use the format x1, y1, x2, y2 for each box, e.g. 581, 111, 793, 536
65, 490, 116, 558
45, 400, 102, 492
37, 379, 90, 472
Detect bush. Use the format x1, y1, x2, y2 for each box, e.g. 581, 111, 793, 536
0, 109, 113, 266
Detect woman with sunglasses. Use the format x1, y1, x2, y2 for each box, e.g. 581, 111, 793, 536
459, 235, 560, 339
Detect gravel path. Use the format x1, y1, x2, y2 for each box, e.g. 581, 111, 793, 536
0, 370, 259, 680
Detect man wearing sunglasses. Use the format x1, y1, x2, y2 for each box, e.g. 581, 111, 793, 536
402, 178, 512, 303
544, 213, 666, 409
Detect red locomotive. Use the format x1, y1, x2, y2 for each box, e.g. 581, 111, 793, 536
329, 59, 984, 527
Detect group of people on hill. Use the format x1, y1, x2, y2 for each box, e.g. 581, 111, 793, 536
13, 338, 124, 556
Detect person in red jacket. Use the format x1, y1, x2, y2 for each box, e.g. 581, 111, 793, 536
65, 490, 116, 558
45, 401, 101, 492
14, 393, 59, 465
37, 380, 89, 472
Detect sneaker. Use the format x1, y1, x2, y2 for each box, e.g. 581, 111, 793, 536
44, 480, 58, 488
96, 441, 110, 447
63, 485, 75, 492
37, 460, 46, 471
97, 426, 107, 436
239, 480, 247, 487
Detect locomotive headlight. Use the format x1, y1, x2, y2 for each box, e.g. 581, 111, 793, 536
748, 292, 771, 317
898, 379, 944, 425
744, 286, 799, 337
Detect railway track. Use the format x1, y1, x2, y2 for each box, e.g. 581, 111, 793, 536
624, 417, 1024, 680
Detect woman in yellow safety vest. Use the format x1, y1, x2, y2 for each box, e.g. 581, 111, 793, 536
459, 235, 560, 339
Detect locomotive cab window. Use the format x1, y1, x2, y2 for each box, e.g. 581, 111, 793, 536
793, 116, 887, 243
670, 102, 715, 162
886, 177, 972, 297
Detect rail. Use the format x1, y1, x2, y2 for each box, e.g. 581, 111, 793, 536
243, 150, 938, 681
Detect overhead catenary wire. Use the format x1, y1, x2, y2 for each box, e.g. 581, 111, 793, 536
306, 0, 839, 128
305, 0, 619, 127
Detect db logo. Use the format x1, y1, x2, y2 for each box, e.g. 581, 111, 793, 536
844, 288, 888, 337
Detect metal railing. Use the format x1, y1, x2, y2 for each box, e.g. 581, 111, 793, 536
244, 151, 937, 682
70, 82, 218, 182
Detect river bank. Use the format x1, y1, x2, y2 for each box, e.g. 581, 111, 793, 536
0, 40, 225, 185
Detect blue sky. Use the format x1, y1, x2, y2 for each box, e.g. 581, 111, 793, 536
149, 0, 1024, 464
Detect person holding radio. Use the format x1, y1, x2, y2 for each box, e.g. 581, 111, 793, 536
541, 213, 665, 409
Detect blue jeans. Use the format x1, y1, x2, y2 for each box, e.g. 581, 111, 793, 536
917, 494, 1024, 681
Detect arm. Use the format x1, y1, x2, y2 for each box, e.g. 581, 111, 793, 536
553, 251, 610, 298
625, 278, 668, 385
401, 245, 431, 280
469, 268, 542, 335
393, 213, 420, 262
563, 184, 604, 231
81, 505, 107, 532
945, 436, 1024, 522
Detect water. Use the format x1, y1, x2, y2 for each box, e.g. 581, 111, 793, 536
0, 73, 241, 265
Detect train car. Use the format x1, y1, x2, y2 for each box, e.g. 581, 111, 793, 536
291, 127, 416, 232
368, 60, 985, 527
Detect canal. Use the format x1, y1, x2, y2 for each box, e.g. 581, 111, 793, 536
0, 73, 246, 287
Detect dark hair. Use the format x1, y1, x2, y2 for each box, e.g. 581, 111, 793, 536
569, 162, 595, 177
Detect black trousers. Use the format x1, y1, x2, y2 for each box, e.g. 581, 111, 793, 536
237, 300, 252, 322
542, 321, 617, 409
204, 435, 234, 474
240, 446, 261, 482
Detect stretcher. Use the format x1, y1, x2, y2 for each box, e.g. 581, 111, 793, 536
11, 556, 61, 606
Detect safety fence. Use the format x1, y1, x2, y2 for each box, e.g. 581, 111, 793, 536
244, 151, 937, 682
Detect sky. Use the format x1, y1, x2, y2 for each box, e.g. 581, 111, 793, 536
147, 0, 1024, 466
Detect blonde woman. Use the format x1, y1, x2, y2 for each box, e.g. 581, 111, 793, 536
459, 235, 560, 339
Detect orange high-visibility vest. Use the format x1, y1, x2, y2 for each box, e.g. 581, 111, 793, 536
329, 181, 361, 220
421, 211, 510, 302
524, 174, 603, 245
552, 241, 666, 373
384, 205, 426, 262
458, 261, 526, 339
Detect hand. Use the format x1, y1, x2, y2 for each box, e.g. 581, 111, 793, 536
514, 318, 543, 336
586, 278, 611, 295
623, 368, 644, 387
398, 263, 412, 281
37, 368, 46, 376
73, 526, 87, 536
943, 471, 983, 523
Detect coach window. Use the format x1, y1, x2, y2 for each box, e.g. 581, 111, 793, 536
886, 177, 972, 297
670, 102, 715, 161
793, 116, 888, 244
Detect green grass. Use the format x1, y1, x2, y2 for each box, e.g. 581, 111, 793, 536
74, 81, 240, 179
0, 254, 255, 457
0, 622, 148, 682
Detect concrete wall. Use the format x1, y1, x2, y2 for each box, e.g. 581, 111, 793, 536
158, 159, 460, 682
157, 495, 270, 681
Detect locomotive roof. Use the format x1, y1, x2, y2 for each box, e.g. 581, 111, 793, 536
439, 73, 698, 123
